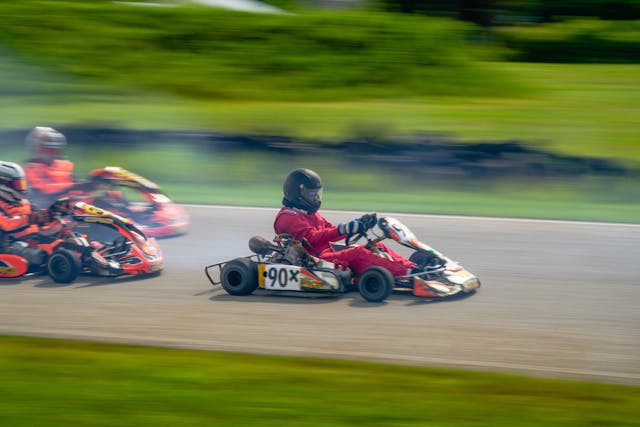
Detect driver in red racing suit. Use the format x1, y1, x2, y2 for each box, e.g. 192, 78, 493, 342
0, 161, 52, 269
274, 168, 415, 277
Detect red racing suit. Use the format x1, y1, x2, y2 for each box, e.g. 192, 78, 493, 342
24, 159, 75, 195
274, 206, 414, 276
0, 199, 38, 238
0, 198, 48, 268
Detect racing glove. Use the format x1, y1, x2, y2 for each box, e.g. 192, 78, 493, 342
49, 197, 72, 214
338, 219, 364, 236
359, 213, 377, 231
29, 209, 51, 225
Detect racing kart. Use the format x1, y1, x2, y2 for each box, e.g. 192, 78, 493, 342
28, 166, 189, 238
205, 214, 480, 302
0, 198, 164, 283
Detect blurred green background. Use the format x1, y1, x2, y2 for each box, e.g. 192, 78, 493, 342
1, 2, 639, 424
0, 0, 638, 222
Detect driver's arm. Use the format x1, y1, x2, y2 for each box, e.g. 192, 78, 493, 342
274, 211, 341, 252
0, 208, 31, 233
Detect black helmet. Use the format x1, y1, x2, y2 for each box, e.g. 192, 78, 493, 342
0, 161, 28, 205
283, 168, 323, 214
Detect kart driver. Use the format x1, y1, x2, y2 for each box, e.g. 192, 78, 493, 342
0, 161, 53, 269
23, 126, 76, 201
274, 168, 416, 277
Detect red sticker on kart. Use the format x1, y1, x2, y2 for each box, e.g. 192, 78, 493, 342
0, 255, 29, 278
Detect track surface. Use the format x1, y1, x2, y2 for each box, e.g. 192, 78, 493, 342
2, 205, 639, 384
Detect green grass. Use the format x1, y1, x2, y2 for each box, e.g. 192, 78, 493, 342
2, 141, 639, 224
1, 59, 639, 166
159, 146, 639, 224
1, 335, 639, 427
155, 179, 640, 224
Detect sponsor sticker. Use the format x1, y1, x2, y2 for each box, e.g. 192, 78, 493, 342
150, 263, 164, 272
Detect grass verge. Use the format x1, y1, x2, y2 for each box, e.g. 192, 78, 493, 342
1, 335, 639, 427
3, 142, 639, 224
159, 179, 640, 224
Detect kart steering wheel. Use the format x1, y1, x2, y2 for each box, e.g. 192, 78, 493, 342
344, 213, 377, 247
345, 229, 366, 247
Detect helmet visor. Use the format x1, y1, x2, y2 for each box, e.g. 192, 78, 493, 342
10, 178, 28, 194
39, 147, 62, 159
301, 187, 322, 205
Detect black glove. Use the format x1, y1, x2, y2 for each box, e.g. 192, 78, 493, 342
49, 197, 72, 214
359, 213, 377, 231
29, 209, 51, 225
338, 219, 365, 236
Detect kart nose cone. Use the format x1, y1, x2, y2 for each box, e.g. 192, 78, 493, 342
462, 277, 480, 292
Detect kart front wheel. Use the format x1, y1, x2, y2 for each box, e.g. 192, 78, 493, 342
358, 267, 393, 303
48, 249, 81, 284
221, 258, 258, 296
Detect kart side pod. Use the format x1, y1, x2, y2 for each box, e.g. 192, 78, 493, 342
0, 254, 29, 278
258, 263, 349, 293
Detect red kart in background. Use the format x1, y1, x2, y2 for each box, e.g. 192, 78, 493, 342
0, 198, 164, 283
29, 166, 189, 239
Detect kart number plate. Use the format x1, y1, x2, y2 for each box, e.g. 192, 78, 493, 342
261, 265, 302, 291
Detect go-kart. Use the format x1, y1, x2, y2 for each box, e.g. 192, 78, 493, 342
0, 198, 164, 283
205, 214, 480, 302
28, 166, 189, 238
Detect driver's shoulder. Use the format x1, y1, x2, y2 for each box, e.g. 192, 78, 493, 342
280, 208, 299, 216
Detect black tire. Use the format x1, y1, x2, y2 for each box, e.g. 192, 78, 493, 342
47, 249, 81, 284
220, 258, 258, 296
358, 266, 393, 302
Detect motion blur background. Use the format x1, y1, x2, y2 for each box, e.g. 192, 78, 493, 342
1, 0, 638, 222
1, 2, 640, 426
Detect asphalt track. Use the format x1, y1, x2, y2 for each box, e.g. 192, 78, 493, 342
1, 205, 639, 385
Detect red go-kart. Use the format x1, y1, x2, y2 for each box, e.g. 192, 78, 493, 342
205, 214, 480, 302
29, 166, 189, 238
1, 198, 164, 283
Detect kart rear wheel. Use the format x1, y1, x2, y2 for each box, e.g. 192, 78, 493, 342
358, 266, 393, 302
221, 258, 258, 296
47, 249, 81, 284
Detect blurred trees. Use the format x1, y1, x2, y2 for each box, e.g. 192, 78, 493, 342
370, 0, 640, 62
375, 0, 640, 24
0, 3, 520, 100
376, 0, 495, 25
